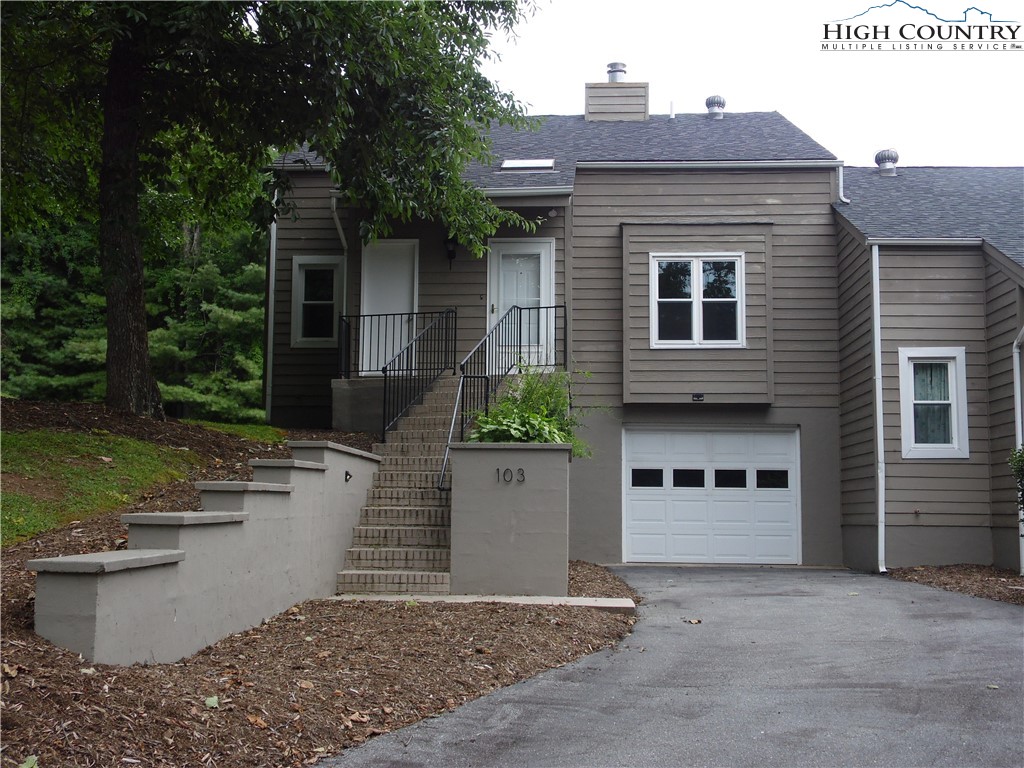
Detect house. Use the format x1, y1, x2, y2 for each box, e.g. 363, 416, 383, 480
264, 64, 1024, 575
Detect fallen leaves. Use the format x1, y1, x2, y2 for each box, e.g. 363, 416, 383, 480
1, 590, 636, 768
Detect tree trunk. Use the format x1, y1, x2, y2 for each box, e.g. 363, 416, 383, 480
98, 33, 164, 418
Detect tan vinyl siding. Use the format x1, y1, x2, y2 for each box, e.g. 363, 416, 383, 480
571, 168, 839, 409
622, 223, 771, 403
584, 82, 649, 121
986, 265, 1023, 530
270, 172, 344, 426
836, 222, 877, 523
269, 177, 567, 425
878, 247, 991, 525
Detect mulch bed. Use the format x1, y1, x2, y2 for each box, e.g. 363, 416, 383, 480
888, 564, 1024, 606
0, 400, 640, 767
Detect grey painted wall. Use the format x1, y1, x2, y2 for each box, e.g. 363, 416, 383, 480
29, 443, 379, 664
450, 443, 570, 596
568, 404, 843, 566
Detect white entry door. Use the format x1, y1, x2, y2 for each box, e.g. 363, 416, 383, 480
360, 240, 418, 374
623, 429, 801, 564
487, 239, 555, 369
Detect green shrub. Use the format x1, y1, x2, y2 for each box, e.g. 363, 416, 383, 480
468, 368, 590, 457
1009, 446, 1024, 514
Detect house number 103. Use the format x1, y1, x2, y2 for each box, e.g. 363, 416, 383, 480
497, 468, 526, 483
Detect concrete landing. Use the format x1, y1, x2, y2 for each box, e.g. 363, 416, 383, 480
325, 593, 636, 615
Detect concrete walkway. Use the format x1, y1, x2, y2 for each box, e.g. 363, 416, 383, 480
324, 567, 1024, 768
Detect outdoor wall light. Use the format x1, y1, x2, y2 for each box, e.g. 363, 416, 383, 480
445, 237, 458, 270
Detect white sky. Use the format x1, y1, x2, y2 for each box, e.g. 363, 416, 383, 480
481, 0, 1023, 167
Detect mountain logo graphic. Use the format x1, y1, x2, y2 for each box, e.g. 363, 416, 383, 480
833, 1, 1017, 23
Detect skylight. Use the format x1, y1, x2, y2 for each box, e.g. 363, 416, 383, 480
500, 158, 555, 171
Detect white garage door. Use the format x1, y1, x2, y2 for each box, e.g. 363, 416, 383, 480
623, 429, 800, 564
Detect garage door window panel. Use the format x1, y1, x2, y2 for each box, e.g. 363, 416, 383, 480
631, 468, 664, 488
672, 469, 705, 488
756, 469, 789, 489
714, 469, 747, 489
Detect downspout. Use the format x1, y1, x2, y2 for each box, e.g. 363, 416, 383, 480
264, 218, 278, 424
837, 165, 851, 204
330, 194, 349, 257
871, 244, 887, 573
1013, 325, 1024, 575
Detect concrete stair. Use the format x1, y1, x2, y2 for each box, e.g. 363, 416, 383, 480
337, 375, 459, 595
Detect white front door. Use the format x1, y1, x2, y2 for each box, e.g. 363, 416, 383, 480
623, 429, 801, 564
360, 240, 418, 374
487, 239, 555, 369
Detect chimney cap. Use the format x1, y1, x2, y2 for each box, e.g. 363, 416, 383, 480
606, 62, 627, 82
874, 148, 899, 176
706, 94, 726, 119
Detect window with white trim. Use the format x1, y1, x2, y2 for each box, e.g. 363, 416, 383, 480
649, 253, 744, 347
898, 347, 969, 459
291, 255, 344, 348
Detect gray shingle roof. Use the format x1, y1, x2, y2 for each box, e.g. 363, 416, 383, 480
837, 167, 1024, 265
464, 112, 837, 190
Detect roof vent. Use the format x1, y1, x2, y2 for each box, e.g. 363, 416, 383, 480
706, 95, 726, 119
875, 148, 899, 176
607, 62, 627, 82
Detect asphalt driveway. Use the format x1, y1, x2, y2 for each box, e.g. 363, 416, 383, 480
327, 567, 1024, 767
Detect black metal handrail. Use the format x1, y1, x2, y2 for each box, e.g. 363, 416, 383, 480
337, 310, 454, 379
381, 308, 457, 438
437, 304, 566, 489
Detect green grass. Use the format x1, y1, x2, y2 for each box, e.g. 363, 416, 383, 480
185, 420, 287, 443
1, 430, 201, 546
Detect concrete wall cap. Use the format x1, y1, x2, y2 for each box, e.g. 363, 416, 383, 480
247, 459, 328, 471
27, 549, 185, 574
449, 442, 572, 452
286, 440, 382, 462
120, 512, 249, 526
193, 481, 294, 492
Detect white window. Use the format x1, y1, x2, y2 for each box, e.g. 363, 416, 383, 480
649, 253, 745, 347
291, 255, 344, 348
898, 347, 969, 459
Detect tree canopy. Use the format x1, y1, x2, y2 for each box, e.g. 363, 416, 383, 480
1, 0, 535, 417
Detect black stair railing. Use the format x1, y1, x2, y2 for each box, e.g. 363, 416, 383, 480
337, 310, 453, 379
437, 304, 566, 489
381, 308, 457, 439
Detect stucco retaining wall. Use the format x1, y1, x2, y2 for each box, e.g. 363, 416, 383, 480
449, 443, 570, 596
28, 442, 379, 665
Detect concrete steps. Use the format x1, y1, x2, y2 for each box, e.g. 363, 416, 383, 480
338, 375, 458, 595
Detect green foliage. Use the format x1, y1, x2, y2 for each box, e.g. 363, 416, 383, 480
1, 146, 270, 421
1, 0, 538, 415
184, 420, 286, 444
0, 430, 199, 545
468, 369, 590, 457
1009, 447, 1024, 514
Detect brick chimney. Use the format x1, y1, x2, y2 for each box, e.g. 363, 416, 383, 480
585, 62, 649, 121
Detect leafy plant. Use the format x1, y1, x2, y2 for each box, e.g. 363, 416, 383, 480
1009, 446, 1024, 519
468, 369, 590, 457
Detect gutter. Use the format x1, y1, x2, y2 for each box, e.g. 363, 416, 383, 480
479, 186, 574, 198
1014, 325, 1024, 575
330, 194, 350, 256
265, 219, 278, 424
576, 159, 842, 171
866, 238, 984, 248
871, 244, 887, 573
